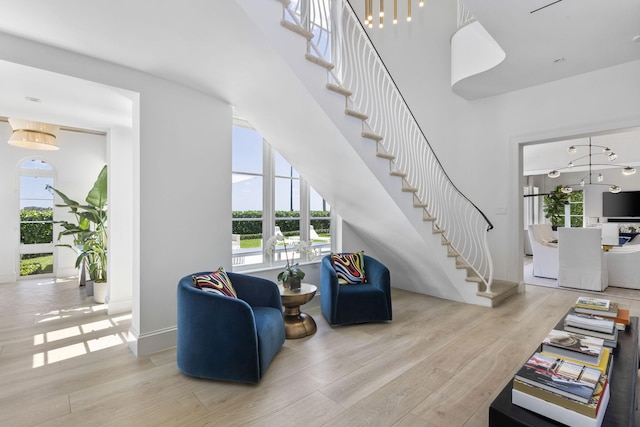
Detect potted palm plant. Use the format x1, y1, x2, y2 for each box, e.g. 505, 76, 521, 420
543, 185, 571, 229
46, 165, 108, 302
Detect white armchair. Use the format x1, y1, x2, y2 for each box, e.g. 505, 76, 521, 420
600, 223, 620, 246
528, 224, 559, 279
558, 227, 608, 291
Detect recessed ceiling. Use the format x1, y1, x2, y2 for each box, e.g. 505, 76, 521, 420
0, 59, 134, 131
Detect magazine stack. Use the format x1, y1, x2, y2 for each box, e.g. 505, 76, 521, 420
511, 302, 616, 427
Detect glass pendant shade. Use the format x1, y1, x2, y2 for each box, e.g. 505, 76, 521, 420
622, 166, 636, 176
548, 170, 560, 178
609, 185, 621, 194
561, 185, 573, 194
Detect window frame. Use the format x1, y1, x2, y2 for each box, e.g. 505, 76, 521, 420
18, 158, 56, 278
232, 119, 331, 272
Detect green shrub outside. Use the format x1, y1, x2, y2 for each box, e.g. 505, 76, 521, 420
20, 208, 53, 244
20, 208, 330, 246
232, 211, 330, 240
20, 253, 53, 276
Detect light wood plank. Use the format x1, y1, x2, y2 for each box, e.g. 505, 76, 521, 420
1, 277, 639, 426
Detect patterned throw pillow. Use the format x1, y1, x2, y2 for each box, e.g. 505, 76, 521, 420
331, 252, 366, 285
192, 267, 237, 298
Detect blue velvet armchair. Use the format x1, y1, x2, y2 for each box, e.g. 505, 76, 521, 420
320, 254, 392, 325
177, 272, 285, 384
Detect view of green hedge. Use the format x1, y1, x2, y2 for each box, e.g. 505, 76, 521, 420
21, 208, 330, 244
20, 208, 53, 244
232, 211, 330, 239
20, 253, 53, 276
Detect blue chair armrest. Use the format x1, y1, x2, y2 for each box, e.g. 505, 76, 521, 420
363, 256, 390, 291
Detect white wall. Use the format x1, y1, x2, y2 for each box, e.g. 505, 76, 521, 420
0, 32, 232, 356
0, 122, 106, 282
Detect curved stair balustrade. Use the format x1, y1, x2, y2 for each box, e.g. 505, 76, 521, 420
280, 0, 495, 294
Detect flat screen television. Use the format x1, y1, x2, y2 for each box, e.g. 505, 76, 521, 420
603, 191, 640, 217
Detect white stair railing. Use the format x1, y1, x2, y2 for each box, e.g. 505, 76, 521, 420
282, 0, 494, 292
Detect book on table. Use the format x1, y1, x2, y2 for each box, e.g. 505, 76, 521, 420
541, 329, 605, 365
541, 347, 613, 377
564, 311, 615, 334
575, 302, 619, 318
512, 380, 610, 427
563, 324, 618, 346
514, 352, 602, 404
513, 373, 609, 418
613, 308, 630, 330
575, 296, 610, 311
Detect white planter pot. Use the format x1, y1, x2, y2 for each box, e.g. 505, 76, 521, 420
94, 281, 108, 304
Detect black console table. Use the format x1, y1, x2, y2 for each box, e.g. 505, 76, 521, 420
489, 315, 638, 426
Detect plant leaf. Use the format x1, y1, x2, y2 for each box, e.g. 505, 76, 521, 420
86, 165, 107, 209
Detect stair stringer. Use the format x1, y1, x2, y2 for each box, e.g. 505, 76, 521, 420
233, 0, 506, 306
346, 135, 497, 307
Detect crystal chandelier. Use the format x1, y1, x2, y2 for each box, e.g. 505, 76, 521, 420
547, 137, 636, 194
364, 0, 424, 29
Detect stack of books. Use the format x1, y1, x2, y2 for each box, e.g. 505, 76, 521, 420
511, 326, 612, 426
574, 296, 630, 332
512, 353, 609, 427
564, 312, 618, 349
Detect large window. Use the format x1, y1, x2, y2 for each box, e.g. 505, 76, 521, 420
567, 190, 584, 227
19, 159, 55, 277
232, 119, 331, 269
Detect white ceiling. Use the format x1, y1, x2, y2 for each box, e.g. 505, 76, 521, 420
0, 59, 134, 131
460, 0, 640, 98
0, 0, 638, 169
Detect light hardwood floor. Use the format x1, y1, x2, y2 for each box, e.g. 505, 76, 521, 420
1, 277, 639, 426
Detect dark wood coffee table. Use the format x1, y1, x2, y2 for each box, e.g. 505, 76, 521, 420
489, 314, 638, 426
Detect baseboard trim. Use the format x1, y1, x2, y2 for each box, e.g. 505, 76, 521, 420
128, 325, 177, 357
107, 296, 132, 315
0, 272, 16, 284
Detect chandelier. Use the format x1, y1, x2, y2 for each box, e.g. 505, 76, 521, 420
7, 118, 60, 150
364, 0, 424, 29
547, 137, 636, 194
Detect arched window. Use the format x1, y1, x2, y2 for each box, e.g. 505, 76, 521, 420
18, 158, 55, 277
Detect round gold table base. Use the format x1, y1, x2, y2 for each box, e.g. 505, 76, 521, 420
284, 312, 317, 339
279, 283, 318, 339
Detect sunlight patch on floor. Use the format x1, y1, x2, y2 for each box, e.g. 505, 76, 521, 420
31, 311, 131, 368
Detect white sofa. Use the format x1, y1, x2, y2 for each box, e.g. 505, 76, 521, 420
605, 234, 640, 289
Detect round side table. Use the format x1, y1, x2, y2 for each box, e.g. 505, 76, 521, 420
278, 283, 317, 339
